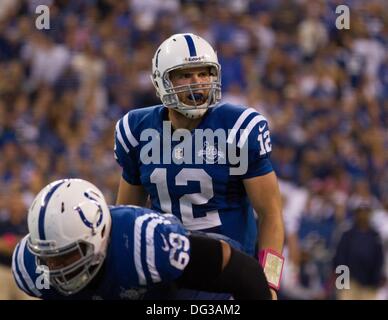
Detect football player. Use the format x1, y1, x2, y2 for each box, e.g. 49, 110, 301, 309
114, 33, 285, 297
12, 179, 271, 299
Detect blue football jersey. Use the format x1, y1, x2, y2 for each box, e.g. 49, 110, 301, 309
12, 205, 191, 300
114, 103, 274, 255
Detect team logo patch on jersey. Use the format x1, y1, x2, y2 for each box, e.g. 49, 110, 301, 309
173, 147, 184, 160
197, 141, 225, 163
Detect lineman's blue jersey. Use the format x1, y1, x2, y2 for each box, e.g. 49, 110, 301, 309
114, 103, 274, 255
12, 206, 191, 300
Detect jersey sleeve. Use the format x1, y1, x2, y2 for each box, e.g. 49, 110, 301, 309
136, 213, 191, 286
238, 112, 274, 179
114, 113, 141, 185
11, 235, 59, 299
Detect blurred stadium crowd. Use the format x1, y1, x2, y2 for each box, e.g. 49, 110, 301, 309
0, 0, 387, 299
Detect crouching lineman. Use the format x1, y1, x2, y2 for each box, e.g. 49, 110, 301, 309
12, 178, 272, 300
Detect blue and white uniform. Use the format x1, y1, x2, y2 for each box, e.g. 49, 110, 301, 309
114, 103, 273, 255
12, 206, 191, 300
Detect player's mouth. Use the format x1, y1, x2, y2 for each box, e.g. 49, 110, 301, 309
187, 92, 206, 105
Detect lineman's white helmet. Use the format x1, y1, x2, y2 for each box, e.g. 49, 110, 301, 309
151, 33, 222, 119
27, 178, 111, 295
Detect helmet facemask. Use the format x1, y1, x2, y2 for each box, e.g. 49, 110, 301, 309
156, 63, 221, 119
28, 236, 106, 296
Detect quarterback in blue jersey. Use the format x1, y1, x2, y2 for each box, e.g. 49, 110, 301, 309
115, 34, 285, 297
12, 179, 271, 300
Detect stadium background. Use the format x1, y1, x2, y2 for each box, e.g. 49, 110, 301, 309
0, 0, 387, 299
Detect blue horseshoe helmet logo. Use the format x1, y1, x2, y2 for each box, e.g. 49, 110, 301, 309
75, 191, 103, 230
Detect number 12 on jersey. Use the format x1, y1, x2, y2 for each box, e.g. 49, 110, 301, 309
150, 168, 221, 230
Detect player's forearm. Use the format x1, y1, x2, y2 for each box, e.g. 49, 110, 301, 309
244, 172, 285, 254
258, 211, 284, 253
257, 210, 284, 297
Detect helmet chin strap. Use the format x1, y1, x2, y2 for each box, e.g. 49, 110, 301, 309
173, 91, 214, 119
175, 107, 208, 119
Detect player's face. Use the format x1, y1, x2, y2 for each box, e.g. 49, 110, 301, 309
41, 249, 82, 271
169, 66, 211, 106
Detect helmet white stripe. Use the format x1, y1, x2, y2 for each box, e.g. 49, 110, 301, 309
12, 242, 31, 295
145, 217, 172, 283
115, 120, 129, 153
133, 213, 159, 285
227, 108, 257, 144
123, 113, 139, 147
237, 115, 267, 148
17, 236, 42, 297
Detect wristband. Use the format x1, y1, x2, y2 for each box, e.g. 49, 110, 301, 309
258, 249, 284, 291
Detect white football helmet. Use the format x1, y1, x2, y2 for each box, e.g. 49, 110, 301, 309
27, 178, 112, 295
151, 33, 222, 119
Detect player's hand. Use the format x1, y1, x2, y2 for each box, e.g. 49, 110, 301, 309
270, 288, 277, 300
